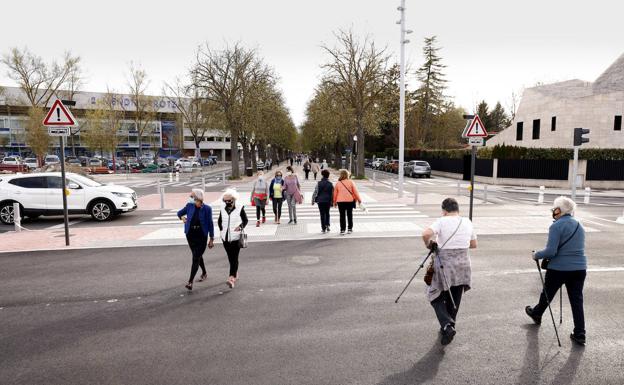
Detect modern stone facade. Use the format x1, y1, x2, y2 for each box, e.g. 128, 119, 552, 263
487, 53, 624, 149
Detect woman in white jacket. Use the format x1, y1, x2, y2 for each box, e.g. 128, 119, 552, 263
217, 189, 249, 288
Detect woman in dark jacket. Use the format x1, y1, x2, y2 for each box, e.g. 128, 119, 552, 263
526, 196, 588, 345
312, 169, 334, 233
177, 188, 215, 290
269, 170, 285, 224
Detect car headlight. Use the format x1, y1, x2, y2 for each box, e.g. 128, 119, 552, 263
112, 192, 133, 198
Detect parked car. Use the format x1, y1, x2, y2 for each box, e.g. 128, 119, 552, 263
0, 172, 137, 224
2, 156, 21, 166
388, 160, 400, 174
88, 158, 103, 167
175, 159, 193, 172
141, 163, 172, 173
44, 155, 60, 165
78, 156, 89, 166
107, 159, 126, 170
67, 158, 83, 167
372, 158, 386, 169
23, 158, 39, 169
404, 160, 431, 178
364, 158, 373, 168
185, 157, 201, 168
126, 158, 140, 169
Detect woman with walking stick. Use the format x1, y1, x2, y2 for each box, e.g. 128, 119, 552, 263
526, 196, 587, 345
421, 198, 477, 345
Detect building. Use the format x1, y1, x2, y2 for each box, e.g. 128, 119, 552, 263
487, 53, 624, 149
0, 87, 234, 160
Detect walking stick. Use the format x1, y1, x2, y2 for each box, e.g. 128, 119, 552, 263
395, 248, 435, 303
560, 289, 563, 325
535, 260, 562, 347
437, 252, 457, 310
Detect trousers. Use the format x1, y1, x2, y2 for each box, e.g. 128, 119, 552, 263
285, 193, 297, 222
317, 202, 331, 230
186, 232, 207, 283
533, 269, 586, 336
223, 240, 241, 277
337, 202, 354, 232
430, 285, 465, 329
272, 198, 283, 219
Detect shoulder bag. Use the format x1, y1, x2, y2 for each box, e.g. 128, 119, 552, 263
541, 221, 580, 269
424, 218, 463, 286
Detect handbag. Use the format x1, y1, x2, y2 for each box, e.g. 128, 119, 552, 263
541, 221, 580, 269
238, 225, 248, 248
424, 218, 463, 286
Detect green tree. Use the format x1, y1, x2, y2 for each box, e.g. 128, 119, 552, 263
25, 107, 50, 165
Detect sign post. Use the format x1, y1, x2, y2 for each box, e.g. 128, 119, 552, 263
462, 115, 488, 220
43, 99, 78, 246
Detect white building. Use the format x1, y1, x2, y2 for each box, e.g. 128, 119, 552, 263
487, 53, 624, 149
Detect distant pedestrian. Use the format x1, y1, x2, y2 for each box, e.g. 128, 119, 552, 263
283, 166, 302, 224
332, 169, 361, 235
303, 159, 311, 180
251, 171, 269, 227
312, 169, 334, 233
321, 159, 328, 170
269, 170, 285, 224
218, 189, 248, 289
177, 188, 215, 291
526, 196, 587, 345
289, 157, 294, 167
421, 198, 477, 345
311, 160, 320, 180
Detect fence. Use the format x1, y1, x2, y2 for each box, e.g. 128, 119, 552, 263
421, 158, 464, 174
586, 160, 624, 181
497, 159, 568, 180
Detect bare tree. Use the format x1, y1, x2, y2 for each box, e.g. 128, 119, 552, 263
58, 63, 85, 156
507, 88, 523, 122
127, 63, 156, 157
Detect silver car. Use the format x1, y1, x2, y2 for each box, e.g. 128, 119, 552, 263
404, 160, 431, 178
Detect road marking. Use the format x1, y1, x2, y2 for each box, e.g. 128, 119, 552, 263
47, 219, 86, 230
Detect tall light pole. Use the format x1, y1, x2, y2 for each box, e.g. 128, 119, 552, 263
397, 0, 411, 197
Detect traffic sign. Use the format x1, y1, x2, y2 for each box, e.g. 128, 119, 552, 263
468, 137, 484, 146
48, 127, 70, 136
464, 115, 488, 138
43, 99, 78, 127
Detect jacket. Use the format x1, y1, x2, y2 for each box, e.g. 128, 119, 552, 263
311, 163, 320, 173
251, 178, 270, 200
217, 205, 248, 242
333, 179, 361, 205
312, 178, 334, 204
283, 175, 300, 195
534, 214, 587, 271
177, 203, 215, 238
269, 178, 285, 199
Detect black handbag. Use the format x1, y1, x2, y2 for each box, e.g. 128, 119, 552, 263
541, 222, 580, 269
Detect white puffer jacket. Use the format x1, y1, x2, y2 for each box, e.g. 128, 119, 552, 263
220, 205, 243, 242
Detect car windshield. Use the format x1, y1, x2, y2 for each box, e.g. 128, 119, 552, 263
69, 174, 102, 187
415, 161, 429, 166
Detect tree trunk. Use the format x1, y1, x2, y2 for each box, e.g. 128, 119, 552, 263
356, 126, 365, 178
230, 130, 239, 179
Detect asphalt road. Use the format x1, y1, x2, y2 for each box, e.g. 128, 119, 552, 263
1, 232, 623, 384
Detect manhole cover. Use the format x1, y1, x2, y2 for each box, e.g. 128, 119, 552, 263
290, 255, 321, 265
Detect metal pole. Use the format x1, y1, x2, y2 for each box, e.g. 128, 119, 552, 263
413, 184, 419, 204
571, 146, 579, 201
397, 0, 407, 198
222, 172, 226, 185
13, 203, 21, 232
202, 177, 206, 192
160, 187, 165, 209
469, 145, 476, 221
584, 187, 590, 204
373, 171, 376, 187
59, 135, 70, 246
538, 186, 545, 204
483, 184, 488, 204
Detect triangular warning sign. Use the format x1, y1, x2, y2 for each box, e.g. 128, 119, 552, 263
43, 99, 77, 126
464, 115, 488, 137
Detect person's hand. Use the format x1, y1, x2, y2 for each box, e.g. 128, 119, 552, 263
532, 251, 538, 260
427, 241, 438, 252
234, 226, 241, 232
208, 239, 214, 249
181, 216, 187, 224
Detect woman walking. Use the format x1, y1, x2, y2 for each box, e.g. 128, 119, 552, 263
421, 198, 477, 345
269, 170, 285, 224
251, 171, 269, 227
526, 196, 587, 345
311, 160, 320, 180
303, 159, 311, 180
332, 169, 361, 235
283, 166, 302, 224
217, 189, 248, 288
312, 169, 334, 233
177, 189, 215, 291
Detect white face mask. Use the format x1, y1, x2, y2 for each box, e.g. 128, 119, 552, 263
258, 175, 264, 180
287, 171, 293, 176
188, 197, 195, 204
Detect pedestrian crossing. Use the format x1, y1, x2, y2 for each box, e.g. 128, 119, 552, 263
110, 180, 221, 189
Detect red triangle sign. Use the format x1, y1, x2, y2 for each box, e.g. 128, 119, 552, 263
43, 99, 77, 126
465, 115, 488, 137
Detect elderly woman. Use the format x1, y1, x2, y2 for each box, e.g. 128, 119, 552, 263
422, 198, 477, 345
218, 189, 248, 288
332, 169, 361, 235
177, 189, 215, 291
526, 196, 587, 345
251, 171, 269, 227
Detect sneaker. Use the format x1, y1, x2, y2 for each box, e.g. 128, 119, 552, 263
256, 221, 260, 227
340, 231, 345, 235
441, 324, 456, 345
326, 226, 330, 233
321, 229, 326, 234
288, 220, 293, 224
570, 333, 586, 346
294, 220, 297, 224
262, 217, 266, 223
525, 306, 542, 325
226, 276, 235, 289
347, 229, 353, 234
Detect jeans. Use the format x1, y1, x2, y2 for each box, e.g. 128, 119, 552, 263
317, 202, 331, 230
430, 285, 465, 329
186, 231, 207, 283
285, 193, 297, 222
337, 202, 354, 232
223, 240, 241, 277
532, 269, 586, 336
272, 198, 283, 220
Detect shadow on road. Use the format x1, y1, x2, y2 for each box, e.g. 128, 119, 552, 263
550, 344, 585, 385
376, 339, 445, 385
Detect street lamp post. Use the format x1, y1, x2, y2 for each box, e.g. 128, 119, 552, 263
352, 135, 358, 177
397, 0, 411, 197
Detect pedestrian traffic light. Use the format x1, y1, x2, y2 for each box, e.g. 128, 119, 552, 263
573, 127, 590, 146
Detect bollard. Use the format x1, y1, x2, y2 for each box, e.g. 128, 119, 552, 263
160, 186, 165, 209
584, 187, 590, 204
156, 180, 161, 195
202, 177, 206, 192
413, 184, 419, 204
168, 172, 172, 182
222, 172, 226, 185
373, 171, 376, 187
538, 186, 545, 204
13, 203, 21, 232
483, 184, 488, 204
457, 181, 461, 196
175, 172, 179, 182
390, 178, 394, 190
617, 209, 624, 224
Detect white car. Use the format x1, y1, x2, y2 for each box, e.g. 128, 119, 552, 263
372, 158, 386, 169
175, 159, 193, 172
44, 155, 60, 165
2, 156, 21, 165
23, 158, 39, 169
0, 172, 137, 224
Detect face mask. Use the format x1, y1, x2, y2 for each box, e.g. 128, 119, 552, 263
258, 175, 264, 180
276, 175, 282, 180
224, 200, 233, 207
188, 197, 195, 204
551, 208, 559, 220
287, 171, 293, 176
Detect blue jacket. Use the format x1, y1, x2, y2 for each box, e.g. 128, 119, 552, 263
312, 178, 334, 203
177, 203, 215, 238
535, 214, 586, 271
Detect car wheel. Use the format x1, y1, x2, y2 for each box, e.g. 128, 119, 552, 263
426, 174, 431, 178
0, 202, 22, 225
90, 201, 114, 222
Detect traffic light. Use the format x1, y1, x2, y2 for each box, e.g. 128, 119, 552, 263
573, 127, 590, 146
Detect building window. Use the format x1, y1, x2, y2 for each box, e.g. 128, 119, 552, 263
551, 116, 556, 131
516, 122, 523, 141
532, 119, 540, 140
615, 115, 622, 131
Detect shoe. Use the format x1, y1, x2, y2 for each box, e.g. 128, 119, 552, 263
288, 220, 293, 224
262, 217, 266, 223
340, 231, 345, 235
441, 324, 456, 345
256, 221, 260, 227
185, 282, 193, 291
347, 229, 353, 234
322, 229, 326, 234
226, 276, 235, 289
294, 220, 297, 224
326, 226, 330, 232
197, 273, 207, 282
525, 306, 542, 325
570, 333, 586, 346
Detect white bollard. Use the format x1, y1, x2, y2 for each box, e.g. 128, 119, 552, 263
457, 181, 461, 196
13, 203, 21, 232
222, 172, 226, 185
157, 180, 161, 195
616, 209, 624, 224
413, 184, 419, 204
538, 186, 545, 204
373, 171, 376, 187
160, 187, 165, 209
584, 187, 590, 204
175, 172, 179, 182
390, 178, 394, 190
483, 184, 488, 204
168, 172, 172, 182
202, 177, 206, 192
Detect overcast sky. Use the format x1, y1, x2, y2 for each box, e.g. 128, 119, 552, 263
1, 0, 622, 126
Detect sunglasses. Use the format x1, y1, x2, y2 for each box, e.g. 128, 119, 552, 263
223, 200, 233, 204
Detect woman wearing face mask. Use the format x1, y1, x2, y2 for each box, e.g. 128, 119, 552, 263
269, 170, 285, 224
217, 189, 248, 288
251, 171, 269, 227
177, 189, 215, 291
283, 166, 302, 224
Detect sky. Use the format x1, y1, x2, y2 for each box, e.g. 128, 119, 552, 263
1, 0, 622, 126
